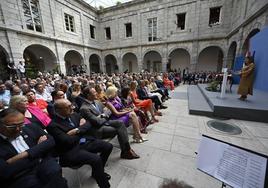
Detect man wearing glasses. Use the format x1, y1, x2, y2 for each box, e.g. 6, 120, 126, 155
0, 108, 68, 188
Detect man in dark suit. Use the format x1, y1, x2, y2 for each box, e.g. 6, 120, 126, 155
80, 86, 140, 160
137, 80, 167, 110
0, 108, 67, 188
154, 76, 170, 98
47, 99, 112, 188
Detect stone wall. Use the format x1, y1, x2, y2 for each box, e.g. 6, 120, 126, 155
0, 0, 267, 74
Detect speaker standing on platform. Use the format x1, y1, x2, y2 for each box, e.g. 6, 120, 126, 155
237, 54, 255, 101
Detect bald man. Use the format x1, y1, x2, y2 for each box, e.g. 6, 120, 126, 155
47, 99, 112, 188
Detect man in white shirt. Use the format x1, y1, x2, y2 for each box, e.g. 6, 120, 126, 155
35, 82, 52, 102
17, 61, 25, 79
0, 108, 68, 188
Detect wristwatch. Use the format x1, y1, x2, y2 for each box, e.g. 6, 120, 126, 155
75, 128, 80, 134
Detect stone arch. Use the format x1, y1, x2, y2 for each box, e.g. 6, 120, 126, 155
64, 50, 84, 75
23, 44, 57, 78
0, 45, 10, 80
105, 54, 118, 75
168, 46, 190, 57
142, 48, 163, 60
197, 46, 224, 72
227, 41, 237, 69
89, 54, 101, 73
122, 52, 138, 73
168, 48, 190, 73
242, 28, 260, 55
143, 50, 162, 72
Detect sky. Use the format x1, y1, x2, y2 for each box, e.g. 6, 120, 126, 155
83, 0, 133, 8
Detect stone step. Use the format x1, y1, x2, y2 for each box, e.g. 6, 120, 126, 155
188, 85, 213, 116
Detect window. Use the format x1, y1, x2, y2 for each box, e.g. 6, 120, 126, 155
22, 0, 42, 32
64, 13, 75, 32
177, 13, 186, 30
148, 18, 157, 42
125, 23, 132, 38
209, 7, 221, 26
105, 27, 111, 40
90, 25, 95, 39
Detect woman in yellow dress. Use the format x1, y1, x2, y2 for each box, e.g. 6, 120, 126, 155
237, 56, 255, 101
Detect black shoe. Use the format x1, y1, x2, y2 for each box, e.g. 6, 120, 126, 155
92, 172, 111, 180
120, 149, 140, 160
160, 105, 167, 109
104, 172, 111, 180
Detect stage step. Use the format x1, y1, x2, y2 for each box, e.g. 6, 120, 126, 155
188, 85, 213, 116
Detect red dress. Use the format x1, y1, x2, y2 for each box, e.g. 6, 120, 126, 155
130, 91, 152, 111
163, 77, 175, 90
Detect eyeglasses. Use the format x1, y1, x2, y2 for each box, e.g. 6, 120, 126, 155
1, 122, 25, 130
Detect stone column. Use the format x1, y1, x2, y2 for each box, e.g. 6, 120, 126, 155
101, 54, 106, 73
117, 57, 123, 73
222, 57, 228, 68
137, 57, 143, 72
55, 41, 66, 75
162, 57, 167, 73
190, 55, 198, 72
6, 31, 23, 66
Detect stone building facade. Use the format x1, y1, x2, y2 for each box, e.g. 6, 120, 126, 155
0, 0, 267, 78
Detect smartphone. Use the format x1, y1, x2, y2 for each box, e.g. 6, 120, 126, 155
79, 138, 86, 145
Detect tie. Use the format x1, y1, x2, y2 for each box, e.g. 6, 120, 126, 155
143, 88, 148, 97
92, 101, 100, 113
67, 118, 76, 127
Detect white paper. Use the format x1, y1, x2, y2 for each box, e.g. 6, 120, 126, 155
197, 136, 267, 188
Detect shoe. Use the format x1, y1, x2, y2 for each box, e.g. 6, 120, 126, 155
141, 129, 148, 134
238, 97, 246, 101
152, 118, 159, 122
104, 172, 111, 180
141, 137, 148, 142
120, 149, 140, 159
92, 172, 111, 180
133, 137, 143, 143
155, 111, 162, 116
160, 105, 167, 109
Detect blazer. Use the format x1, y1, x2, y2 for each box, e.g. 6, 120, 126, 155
0, 125, 55, 186
137, 87, 149, 100
80, 99, 110, 128
47, 112, 93, 154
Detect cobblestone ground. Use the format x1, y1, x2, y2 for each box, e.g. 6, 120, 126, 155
63, 84, 268, 188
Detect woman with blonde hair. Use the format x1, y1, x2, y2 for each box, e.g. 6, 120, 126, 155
105, 86, 147, 143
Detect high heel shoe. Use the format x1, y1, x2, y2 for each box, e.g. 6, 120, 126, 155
141, 137, 148, 142
155, 111, 162, 116
132, 137, 143, 143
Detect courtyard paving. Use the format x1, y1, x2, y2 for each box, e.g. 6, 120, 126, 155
63, 84, 268, 188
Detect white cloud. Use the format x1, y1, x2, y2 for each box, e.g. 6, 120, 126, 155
83, 0, 133, 8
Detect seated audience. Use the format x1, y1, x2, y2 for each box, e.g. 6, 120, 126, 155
163, 73, 175, 91
25, 90, 48, 114
47, 99, 112, 188
105, 86, 147, 143
9, 96, 51, 129
35, 83, 52, 102
80, 86, 140, 160
121, 87, 149, 134
0, 108, 68, 188
129, 81, 160, 122
0, 81, 11, 109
